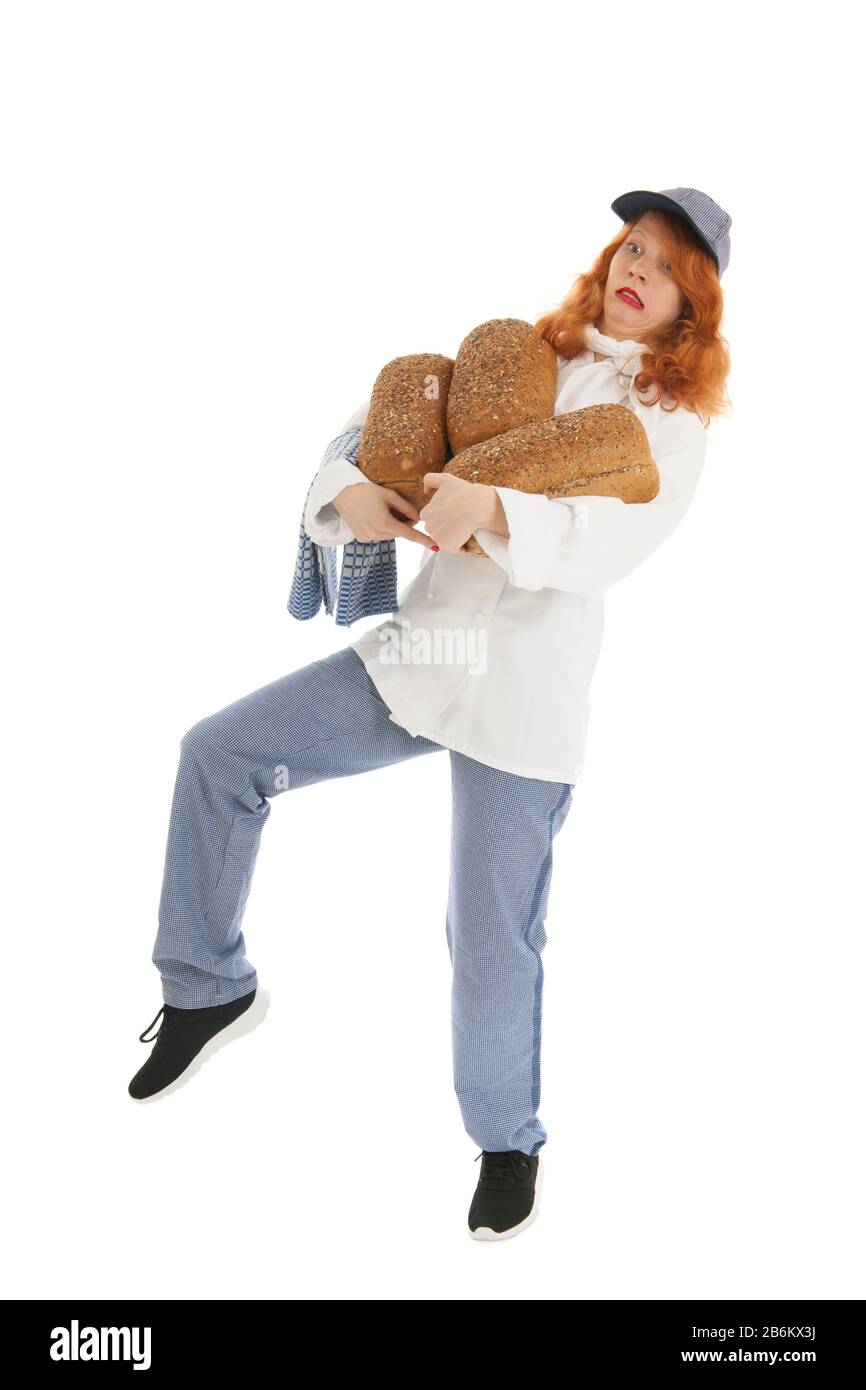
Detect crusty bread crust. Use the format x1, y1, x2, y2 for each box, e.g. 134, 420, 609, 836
358, 353, 454, 511
446, 319, 558, 455
445, 403, 659, 557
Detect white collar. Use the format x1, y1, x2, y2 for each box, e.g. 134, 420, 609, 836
574, 323, 662, 442
581, 323, 650, 378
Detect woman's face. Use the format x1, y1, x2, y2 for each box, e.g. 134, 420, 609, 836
598, 212, 688, 341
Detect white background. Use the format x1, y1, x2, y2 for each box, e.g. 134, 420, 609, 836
2, 0, 863, 1301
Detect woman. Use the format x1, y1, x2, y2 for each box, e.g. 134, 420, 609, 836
130, 186, 732, 1242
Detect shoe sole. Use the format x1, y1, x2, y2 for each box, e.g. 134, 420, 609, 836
468, 1152, 545, 1241
128, 987, 271, 1102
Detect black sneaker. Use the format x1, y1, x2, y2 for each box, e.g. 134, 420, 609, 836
128, 988, 263, 1100
467, 1148, 544, 1240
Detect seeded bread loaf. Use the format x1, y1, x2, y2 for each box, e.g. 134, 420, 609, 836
446, 319, 558, 454
357, 353, 454, 512
444, 403, 659, 557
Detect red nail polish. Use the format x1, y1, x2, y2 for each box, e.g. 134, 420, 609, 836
431, 544, 440, 551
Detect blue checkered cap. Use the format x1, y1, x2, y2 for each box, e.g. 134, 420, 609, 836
611, 186, 732, 278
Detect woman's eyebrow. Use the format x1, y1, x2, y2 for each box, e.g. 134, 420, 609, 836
630, 232, 669, 256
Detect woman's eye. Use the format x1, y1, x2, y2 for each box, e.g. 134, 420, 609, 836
628, 242, 672, 272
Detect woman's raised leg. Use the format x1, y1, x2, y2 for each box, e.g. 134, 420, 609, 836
153, 647, 443, 1007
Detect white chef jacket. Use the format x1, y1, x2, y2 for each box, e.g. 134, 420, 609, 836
303, 324, 708, 785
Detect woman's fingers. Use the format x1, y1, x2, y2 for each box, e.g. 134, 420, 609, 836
377, 489, 434, 546
383, 489, 420, 522
389, 519, 437, 547
340, 482, 436, 545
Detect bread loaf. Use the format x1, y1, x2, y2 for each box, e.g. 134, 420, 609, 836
444, 403, 659, 557
358, 353, 454, 511
446, 319, 557, 454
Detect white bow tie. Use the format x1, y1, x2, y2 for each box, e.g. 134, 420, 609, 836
582, 323, 649, 377
579, 323, 662, 443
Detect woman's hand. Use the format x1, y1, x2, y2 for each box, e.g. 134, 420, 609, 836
419, 474, 508, 552
333, 480, 438, 548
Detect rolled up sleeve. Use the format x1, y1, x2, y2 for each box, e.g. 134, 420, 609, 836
473, 409, 708, 597
302, 398, 372, 547
304, 457, 367, 547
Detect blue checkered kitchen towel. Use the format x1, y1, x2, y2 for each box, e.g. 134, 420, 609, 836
287, 426, 399, 627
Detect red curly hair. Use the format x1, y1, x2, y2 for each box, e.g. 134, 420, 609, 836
533, 210, 732, 427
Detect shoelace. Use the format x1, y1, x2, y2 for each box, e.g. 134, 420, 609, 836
139, 1006, 168, 1043
138, 1000, 233, 1042
474, 1149, 532, 1182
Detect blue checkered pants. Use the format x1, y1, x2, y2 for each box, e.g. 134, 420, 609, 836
152, 646, 574, 1155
